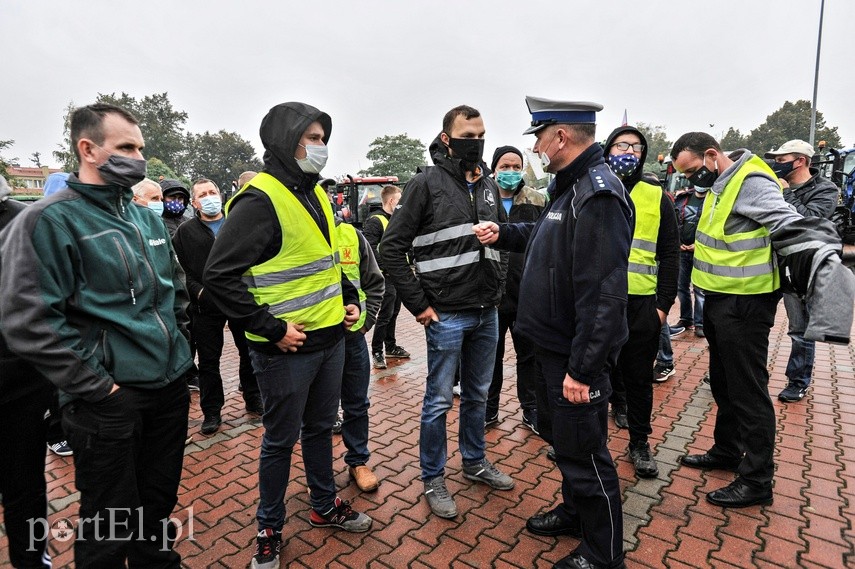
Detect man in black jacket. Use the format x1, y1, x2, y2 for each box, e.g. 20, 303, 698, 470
203, 102, 371, 569
0, 175, 54, 569
603, 125, 679, 479
485, 145, 545, 430
381, 105, 513, 519
172, 178, 262, 435
475, 97, 632, 569
765, 139, 839, 402
362, 184, 409, 369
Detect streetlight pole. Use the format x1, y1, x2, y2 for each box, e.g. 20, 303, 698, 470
809, 0, 826, 147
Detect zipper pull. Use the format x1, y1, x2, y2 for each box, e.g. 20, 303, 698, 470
130, 285, 136, 305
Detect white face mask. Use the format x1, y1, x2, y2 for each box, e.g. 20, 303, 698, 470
146, 201, 164, 215
199, 195, 222, 216
538, 133, 557, 171
296, 143, 328, 174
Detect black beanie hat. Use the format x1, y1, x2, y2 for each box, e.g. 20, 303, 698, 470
490, 145, 524, 172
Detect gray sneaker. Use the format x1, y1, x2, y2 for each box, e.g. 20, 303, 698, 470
423, 476, 457, 518
462, 459, 514, 490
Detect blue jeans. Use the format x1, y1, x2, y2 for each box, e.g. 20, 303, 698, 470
249, 340, 344, 531
421, 307, 498, 479
678, 250, 705, 326
341, 332, 371, 466
656, 321, 673, 366
783, 293, 815, 388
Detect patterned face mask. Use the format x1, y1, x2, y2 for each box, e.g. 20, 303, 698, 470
607, 153, 640, 179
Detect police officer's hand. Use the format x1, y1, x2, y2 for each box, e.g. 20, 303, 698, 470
416, 306, 440, 327
343, 304, 361, 329
276, 323, 306, 352
563, 373, 590, 404
473, 222, 499, 245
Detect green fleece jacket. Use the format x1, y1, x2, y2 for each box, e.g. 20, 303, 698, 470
0, 174, 192, 404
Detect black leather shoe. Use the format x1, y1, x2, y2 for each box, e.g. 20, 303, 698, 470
706, 479, 773, 508
526, 507, 581, 538
680, 452, 740, 472
200, 414, 222, 435
245, 396, 264, 417
553, 550, 626, 569
546, 446, 557, 462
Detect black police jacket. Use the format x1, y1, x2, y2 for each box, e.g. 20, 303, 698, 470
496, 144, 634, 386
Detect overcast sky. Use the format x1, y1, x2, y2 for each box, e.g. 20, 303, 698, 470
2, 0, 854, 178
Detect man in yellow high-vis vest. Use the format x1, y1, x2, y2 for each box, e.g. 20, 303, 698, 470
203, 102, 372, 569
671, 132, 801, 509
604, 125, 680, 481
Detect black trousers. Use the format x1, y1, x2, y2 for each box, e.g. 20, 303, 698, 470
0, 388, 51, 569
537, 349, 624, 568
371, 278, 401, 355
62, 379, 190, 568
609, 295, 661, 446
193, 308, 260, 415
705, 291, 780, 489
486, 311, 537, 419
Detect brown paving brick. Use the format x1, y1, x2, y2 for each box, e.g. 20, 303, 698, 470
668, 533, 720, 567
630, 534, 676, 566
374, 535, 433, 566
802, 512, 850, 547
456, 534, 514, 567
800, 535, 853, 568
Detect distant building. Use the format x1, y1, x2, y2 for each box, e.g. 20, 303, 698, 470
6, 165, 63, 193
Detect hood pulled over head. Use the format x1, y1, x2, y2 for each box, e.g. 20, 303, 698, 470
260, 102, 332, 191
603, 125, 649, 188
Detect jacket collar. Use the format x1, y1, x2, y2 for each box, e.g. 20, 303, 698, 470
66, 173, 133, 214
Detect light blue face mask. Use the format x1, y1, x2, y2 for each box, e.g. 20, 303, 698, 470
496, 170, 523, 190
147, 201, 164, 215
199, 195, 222, 216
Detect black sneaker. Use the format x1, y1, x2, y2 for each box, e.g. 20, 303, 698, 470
485, 412, 500, 427
309, 497, 372, 532
694, 326, 705, 338
332, 411, 343, 434
612, 405, 628, 429
669, 325, 687, 338
386, 345, 410, 358
245, 396, 264, 417
47, 441, 73, 457
675, 319, 694, 330
653, 363, 676, 383
372, 352, 387, 369
251, 528, 281, 569
522, 412, 539, 435
778, 382, 807, 402
629, 442, 659, 478
187, 375, 200, 392
701, 371, 711, 385
201, 414, 222, 435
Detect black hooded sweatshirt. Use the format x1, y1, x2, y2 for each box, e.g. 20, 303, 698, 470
203, 102, 358, 354
603, 126, 679, 315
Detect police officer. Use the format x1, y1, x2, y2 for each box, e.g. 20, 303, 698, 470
476, 96, 632, 569
604, 126, 679, 479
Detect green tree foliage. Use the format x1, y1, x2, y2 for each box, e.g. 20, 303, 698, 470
635, 123, 671, 178
1, 139, 19, 186
719, 127, 748, 151
53, 101, 79, 172
720, 100, 842, 155
358, 134, 426, 183
146, 158, 188, 186
184, 130, 262, 191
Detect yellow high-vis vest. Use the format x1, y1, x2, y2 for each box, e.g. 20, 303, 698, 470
227, 172, 344, 340
336, 222, 367, 330
692, 155, 781, 295
371, 213, 389, 231
627, 181, 661, 295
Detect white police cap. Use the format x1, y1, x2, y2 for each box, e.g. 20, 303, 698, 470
523, 96, 604, 135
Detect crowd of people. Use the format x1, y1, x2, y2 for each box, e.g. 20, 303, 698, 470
0, 96, 852, 569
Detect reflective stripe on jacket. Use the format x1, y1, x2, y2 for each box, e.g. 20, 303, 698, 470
627, 180, 661, 295
692, 156, 781, 294
336, 222, 367, 329
229, 172, 344, 339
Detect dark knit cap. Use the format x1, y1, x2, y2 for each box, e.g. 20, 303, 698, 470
490, 145, 524, 172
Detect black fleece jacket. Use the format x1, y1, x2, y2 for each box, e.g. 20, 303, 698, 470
203, 102, 358, 354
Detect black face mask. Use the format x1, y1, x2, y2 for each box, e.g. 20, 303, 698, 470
447, 137, 485, 166
771, 160, 796, 179
687, 153, 719, 189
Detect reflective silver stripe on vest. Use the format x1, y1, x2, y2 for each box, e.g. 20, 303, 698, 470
628, 262, 658, 275
485, 247, 501, 262
631, 238, 657, 253
243, 255, 337, 289
415, 251, 480, 274
696, 231, 770, 252
694, 258, 774, 278
348, 278, 361, 291
412, 223, 473, 247
267, 282, 342, 316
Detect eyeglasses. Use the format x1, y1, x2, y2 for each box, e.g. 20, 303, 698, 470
612, 141, 645, 153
